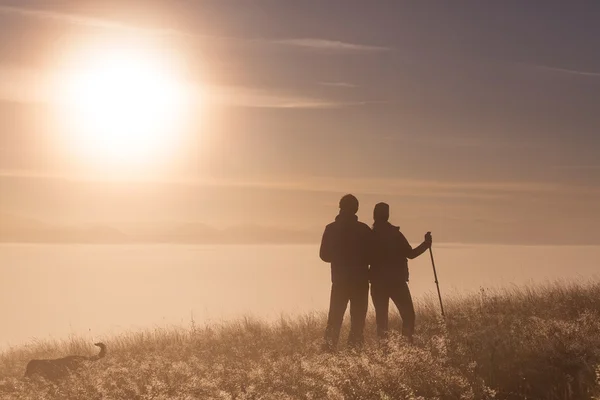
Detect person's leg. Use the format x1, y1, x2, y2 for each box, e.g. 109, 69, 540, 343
348, 280, 369, 348
390, 281, 416, 341
370, 280, 390, 339
324, 282, 350, 351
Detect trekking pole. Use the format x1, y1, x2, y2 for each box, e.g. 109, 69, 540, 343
428, 245, 445, 317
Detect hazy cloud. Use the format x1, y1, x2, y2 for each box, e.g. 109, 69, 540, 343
0, 66, 371, 109
0, 66, 52, 103
272, 38, 390, 52
2, 169, 596, 199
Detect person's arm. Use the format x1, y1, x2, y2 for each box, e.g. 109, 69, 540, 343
319, 225, 333, 262
363, 224, 375, 266
400, 231, 432, 259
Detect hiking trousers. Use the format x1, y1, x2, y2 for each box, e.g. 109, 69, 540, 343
324, 279, 369, 350
370, 279, 415, 339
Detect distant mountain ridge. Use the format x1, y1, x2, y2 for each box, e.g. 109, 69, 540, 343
1, 213, 598, 245
0, 214, 318, 244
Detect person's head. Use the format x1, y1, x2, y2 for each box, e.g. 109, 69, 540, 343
339, 194, 359, 215
373, 202, 390, 224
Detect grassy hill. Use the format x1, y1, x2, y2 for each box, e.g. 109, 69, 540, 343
1, 282, 599, 399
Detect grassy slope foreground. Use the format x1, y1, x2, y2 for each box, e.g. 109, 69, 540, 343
1, 282, 600, 400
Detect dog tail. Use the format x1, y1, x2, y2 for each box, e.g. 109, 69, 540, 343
88, 342, 107, 361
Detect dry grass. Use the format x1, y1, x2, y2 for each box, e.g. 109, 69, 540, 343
1, 281, 600, 399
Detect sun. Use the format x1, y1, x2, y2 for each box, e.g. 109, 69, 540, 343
56, 42, 192, 170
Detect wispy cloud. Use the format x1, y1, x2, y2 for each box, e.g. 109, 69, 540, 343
382, 132, 537, 150
0, 5, 192, 37
526, 63, 600, 78
552, 165, 600, 170
206, 85, 373, 109
0, 5, 385, 109
272, 38, 390, 52
0, 5, 390, 55
319, 82, 358, 88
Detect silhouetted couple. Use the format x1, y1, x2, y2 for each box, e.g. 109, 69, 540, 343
319, 194, 432, 351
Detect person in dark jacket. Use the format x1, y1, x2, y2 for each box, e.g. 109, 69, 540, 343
370, 202, 431, 343
319, 194, 373, 351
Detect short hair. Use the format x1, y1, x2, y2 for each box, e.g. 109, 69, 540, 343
373, 202, 390, 222
339, 194, 359, 213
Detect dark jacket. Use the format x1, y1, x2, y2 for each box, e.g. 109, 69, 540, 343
370, 222, 413, 282
319, 213, 372, 284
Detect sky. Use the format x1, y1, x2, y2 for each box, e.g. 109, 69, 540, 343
0, 1, 599, 244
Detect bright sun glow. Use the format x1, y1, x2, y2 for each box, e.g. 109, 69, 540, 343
57, 43, 192, 169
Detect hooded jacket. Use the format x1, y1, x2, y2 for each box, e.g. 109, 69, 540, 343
319, 213, 373, 284
370, 221, 413, 282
